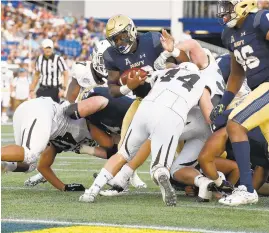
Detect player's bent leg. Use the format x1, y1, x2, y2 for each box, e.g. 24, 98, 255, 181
215, 158, 239, 185
198, 127, 228, 181
1, 145, 25, 162
100, 139, 151, 197
80, 112, 148, 203
150, 109, 184, 206
118, 98, 142, 148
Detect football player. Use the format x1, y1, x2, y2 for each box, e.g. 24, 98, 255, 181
98, 34, 228, 199
209, 0, 269, 206
198, 114, 269, 194
103, 15, 189, 148
1, 97, 112, 191
79, 56, 223, 206
66, 40, 111, 103
1, 61, 14, 123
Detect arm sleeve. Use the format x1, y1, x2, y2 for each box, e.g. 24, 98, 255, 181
103, 50, 120, 71
254, 10, 269, 36
151, 32, 164, 55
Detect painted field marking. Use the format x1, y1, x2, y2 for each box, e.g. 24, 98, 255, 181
0, 218, 251, 233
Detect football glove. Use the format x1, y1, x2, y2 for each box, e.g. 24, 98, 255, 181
64, 183, 85, 191
210, 104, 225, 122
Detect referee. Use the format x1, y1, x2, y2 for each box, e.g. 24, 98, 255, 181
30, 39, 69, 103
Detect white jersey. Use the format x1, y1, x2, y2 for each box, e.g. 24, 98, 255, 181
1, 69, 14, 92
146, 62, 205, 121
71, 61, 107, 89
201, 48, 226, 97
50, 102, 95, 152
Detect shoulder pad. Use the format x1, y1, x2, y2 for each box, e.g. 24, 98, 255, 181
253, 9, 268, 28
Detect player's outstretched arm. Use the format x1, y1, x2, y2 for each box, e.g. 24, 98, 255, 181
65, 96, 109, 120
66, 78, 81, 103
226, 53, 245, 95
199, 88, 214, 124
37, 145, 85, 191
175, 39, 208, 69
37, 145, 65, 191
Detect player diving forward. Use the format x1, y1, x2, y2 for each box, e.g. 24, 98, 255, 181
1, 97, 115, 191
210, 0, 269, 206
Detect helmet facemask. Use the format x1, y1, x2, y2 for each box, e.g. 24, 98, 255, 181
92, 40, 111, 77
217, 0, 239, 28
107, 24, 136, 54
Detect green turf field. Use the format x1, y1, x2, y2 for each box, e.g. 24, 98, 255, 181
1, 124, 269, 233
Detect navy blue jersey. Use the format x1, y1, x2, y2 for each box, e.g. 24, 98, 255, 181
104, 32, 163, 98
83, 87, 134, 135
221, 10, 269, 90
216, 54, 231, 83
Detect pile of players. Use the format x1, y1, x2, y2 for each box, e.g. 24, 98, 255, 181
2, 0, 269, 207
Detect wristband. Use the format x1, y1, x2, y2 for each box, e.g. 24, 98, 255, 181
220, 91, 235, 108
161, 50, 172, 59
171, 48, 180, 58
120, 85, 131, 95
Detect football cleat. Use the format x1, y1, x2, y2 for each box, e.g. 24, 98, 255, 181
99, 186, 129, 197
79, 189, 96, 203
219, 185, 258, 206
218, 180, 234, 193
24, 173, 47, 187
130, 171, 147, 189
157, 174, 177, 206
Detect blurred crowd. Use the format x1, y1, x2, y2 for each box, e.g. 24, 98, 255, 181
1, 0, 106, 123
1, 0, 106, 75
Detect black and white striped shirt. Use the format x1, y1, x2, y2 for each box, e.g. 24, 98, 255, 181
35, 54, 68, 87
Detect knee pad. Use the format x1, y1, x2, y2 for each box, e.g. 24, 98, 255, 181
23, 147, 40, 164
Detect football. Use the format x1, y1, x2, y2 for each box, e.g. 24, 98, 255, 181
119, 67, 148, 86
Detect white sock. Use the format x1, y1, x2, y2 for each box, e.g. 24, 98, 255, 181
121, 164, 134, 178
194, 175, 205, 187
7, 162, 17, 172
110, 165, 134, 188
88, 168, 113, 196
213, 175, 223, 187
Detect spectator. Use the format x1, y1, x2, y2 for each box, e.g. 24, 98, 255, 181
1, 61, 14, 123
11, 68, 31, 111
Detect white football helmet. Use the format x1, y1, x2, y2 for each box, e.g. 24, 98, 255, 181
92, 40, 111, 77
217, 0, 258, 28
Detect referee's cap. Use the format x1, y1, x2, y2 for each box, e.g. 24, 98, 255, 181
42, 39, 54, 49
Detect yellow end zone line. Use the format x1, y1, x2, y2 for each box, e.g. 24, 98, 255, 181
1, 218, 246, 233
